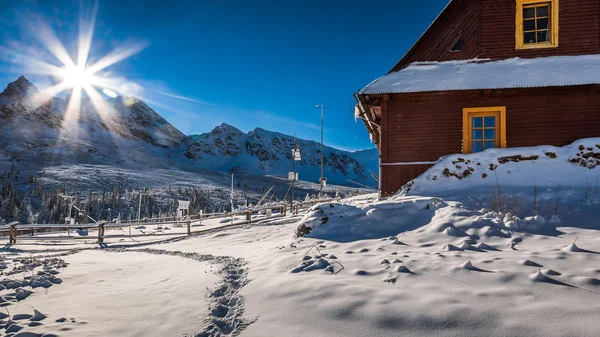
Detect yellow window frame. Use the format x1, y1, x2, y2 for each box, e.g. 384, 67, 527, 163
516, 0, 559, 50
462, 107, 507, 154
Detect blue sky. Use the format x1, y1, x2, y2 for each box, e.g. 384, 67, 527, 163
0, 0, 448, 150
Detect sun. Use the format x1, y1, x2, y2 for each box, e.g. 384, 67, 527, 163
3, 1, 207, 137
60, 64, 93, 89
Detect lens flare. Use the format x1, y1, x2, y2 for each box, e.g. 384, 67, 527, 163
1, 1, 212, 143
2, 1, 147, 134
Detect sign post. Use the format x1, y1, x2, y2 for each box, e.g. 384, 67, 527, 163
290, 134, 301, 214
177, 200, 190, 219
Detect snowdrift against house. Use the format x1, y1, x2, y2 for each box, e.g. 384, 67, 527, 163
360, 54, 600, 94
401, 138, 600, 197
297, 140, 600, 242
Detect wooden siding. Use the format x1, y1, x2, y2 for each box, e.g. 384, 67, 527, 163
480, 0, 600, 59
392, 0, 600, 70
381, 165, 433, 196
380, 85, 600, 194
392, 0, 481, 71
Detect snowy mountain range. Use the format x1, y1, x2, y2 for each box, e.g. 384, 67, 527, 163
0, 76, 378, 187
186, 123, 379, 186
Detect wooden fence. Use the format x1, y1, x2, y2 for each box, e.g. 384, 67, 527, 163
0, 198, 339, 245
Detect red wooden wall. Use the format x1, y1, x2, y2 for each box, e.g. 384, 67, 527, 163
392, 0, 600, 71
480, 0, 600, 59
380, 85, 600, 194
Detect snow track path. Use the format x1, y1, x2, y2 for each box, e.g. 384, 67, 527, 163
0, 244, 255, 337
118, 248, 255, 337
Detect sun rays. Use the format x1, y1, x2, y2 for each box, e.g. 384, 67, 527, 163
0, 0, 215, 151
1, 1, 148, 141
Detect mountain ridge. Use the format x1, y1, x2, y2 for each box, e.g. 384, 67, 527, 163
0, 76, 378, 187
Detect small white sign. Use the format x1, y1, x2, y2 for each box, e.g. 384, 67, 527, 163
292, 149, 301, 161
178, 200, 190, 210
288, 172, 298, 181
320, 177, 327, 187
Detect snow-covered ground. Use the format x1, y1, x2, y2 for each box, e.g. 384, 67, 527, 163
1, 140, 600, 337
4, 251, 218, 337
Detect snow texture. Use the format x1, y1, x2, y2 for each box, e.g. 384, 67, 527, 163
2, 184, 600, 337
360, 54, 600, 94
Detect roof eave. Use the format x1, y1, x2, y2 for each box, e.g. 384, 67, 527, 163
362, 83, 600, 95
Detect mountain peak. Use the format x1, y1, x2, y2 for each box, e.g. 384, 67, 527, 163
16, 75, 31, 84
1, 76, 38, 99
213, 122, 243, 135
219, 122, 240, 130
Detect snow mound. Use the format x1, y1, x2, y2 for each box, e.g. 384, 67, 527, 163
520, 260, 543, 268
529, 270, 550, 282
480, 226, 510, 238
543, 269, 562, 276
443, 225, 468, 237
401, 138, 600, 197
441, 244, 463, 252
396, 265, 413, 274
291, 258, 332, 273
460, 260, 476, 270
475, 242, 499, 251
562, 243, 584, 252
298, 196, 445, 242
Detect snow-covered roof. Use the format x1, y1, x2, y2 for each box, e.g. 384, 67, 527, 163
360, 54, 600, 94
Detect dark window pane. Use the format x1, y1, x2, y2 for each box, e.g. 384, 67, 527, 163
484, 116, 496, 127
472, 142, 483, 153
536, 5, 549, 17
523, 7, 535, 18
537, 30, 550, 42
484, 141, 496, 150
537, 18, 549, 30
523, 19, 536, 31
524, 32, 536, 44
451, 35, 464, 51
472, 129, 483, 140
484, 129, 495, 140
472, 117, 483, 128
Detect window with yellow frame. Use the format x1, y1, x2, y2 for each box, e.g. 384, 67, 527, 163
516, 0, 559, 49
462, 107, 507, 154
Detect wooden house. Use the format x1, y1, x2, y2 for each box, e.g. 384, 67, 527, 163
355, 0, 600, 196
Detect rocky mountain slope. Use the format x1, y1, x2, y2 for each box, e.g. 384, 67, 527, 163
0, 76, 378, 187
186, 123, 379, 186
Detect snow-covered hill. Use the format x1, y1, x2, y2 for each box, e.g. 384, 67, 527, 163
0, 76, 379, 187
187, 123, 379, 186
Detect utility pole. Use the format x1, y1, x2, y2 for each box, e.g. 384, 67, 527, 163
316, 104, 327, 197
290, 133, 296, 214
230, 173, 234, 224
138, 192, 143, 221
288, 133, 302, 214
230, 173, 234, 213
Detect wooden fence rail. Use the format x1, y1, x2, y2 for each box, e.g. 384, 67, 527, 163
0, 204, 287, 245
0, 198, 339, 245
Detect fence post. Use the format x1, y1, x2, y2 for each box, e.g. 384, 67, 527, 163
281, 205, 286, 217
97, 223, 105, 244
187, 220, 191, 235
9, 224, 16, 244
246, 211, 252, 223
